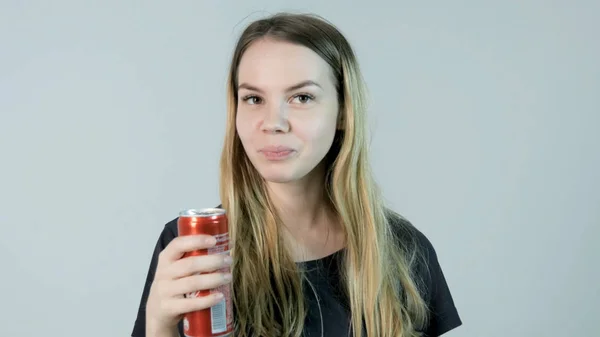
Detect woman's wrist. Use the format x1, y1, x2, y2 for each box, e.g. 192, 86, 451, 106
146, 321, 178, 337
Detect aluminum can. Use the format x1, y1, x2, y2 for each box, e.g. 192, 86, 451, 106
177, 208, 233, 337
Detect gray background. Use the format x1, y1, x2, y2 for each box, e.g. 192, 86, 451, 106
1, 1, 598, 336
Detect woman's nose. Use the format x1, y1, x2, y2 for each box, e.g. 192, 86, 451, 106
260, 103, 290, 133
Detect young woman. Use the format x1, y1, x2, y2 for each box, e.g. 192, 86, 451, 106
132, 12, 461, 337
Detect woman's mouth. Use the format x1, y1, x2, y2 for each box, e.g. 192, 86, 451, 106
258, 146, 295, 161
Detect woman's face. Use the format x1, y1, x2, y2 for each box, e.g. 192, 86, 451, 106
235, 38, 340, 185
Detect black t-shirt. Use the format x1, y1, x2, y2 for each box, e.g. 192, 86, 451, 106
131, 214, 462, 337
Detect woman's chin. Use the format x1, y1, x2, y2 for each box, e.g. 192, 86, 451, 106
255, 166, 303, 184
259, 173, 297, 184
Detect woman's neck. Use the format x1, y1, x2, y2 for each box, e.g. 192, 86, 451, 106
265, 171, 345, 262
266, 180, 326, 230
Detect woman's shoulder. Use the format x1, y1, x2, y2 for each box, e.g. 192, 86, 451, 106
156, 216, 179, 246
385, 210, 437, 258
385, 209, 463, 336
384, 209, 447, 291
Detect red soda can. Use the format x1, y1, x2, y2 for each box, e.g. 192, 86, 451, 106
177, 208, 234, 337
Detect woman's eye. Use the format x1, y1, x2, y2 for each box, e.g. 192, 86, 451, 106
291, 94, 314, 104
243, 95, 262, 105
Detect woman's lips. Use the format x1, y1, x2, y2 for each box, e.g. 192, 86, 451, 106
258, 146, 295, 160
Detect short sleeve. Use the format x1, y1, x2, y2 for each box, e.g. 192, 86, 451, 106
131, 220, 179, 337
416, 232, 462, 337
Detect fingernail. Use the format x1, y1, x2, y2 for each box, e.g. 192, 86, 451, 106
214, 292, 224, 299
223, 273, 232, 281
205, 237, 216, 245
223, 256, 233, 265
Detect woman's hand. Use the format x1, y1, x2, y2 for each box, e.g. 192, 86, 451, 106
145, 235, 233, 336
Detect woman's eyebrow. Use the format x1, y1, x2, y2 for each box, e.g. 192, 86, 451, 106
237, 80, 322, 93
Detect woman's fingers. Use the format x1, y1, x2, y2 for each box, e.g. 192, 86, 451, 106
157, 234, 217, 264
168, 272, 232, 297
165, 253, 232, 279
168, 293, 227, 316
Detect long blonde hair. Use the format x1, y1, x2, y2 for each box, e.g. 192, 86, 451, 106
219, 12, 429, 337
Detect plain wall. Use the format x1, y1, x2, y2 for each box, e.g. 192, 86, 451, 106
1, 1, 598, 336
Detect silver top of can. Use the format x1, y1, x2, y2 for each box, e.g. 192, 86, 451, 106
179, 208, 226, 217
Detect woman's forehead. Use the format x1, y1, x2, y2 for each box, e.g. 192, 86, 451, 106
237, 39, 335, 91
